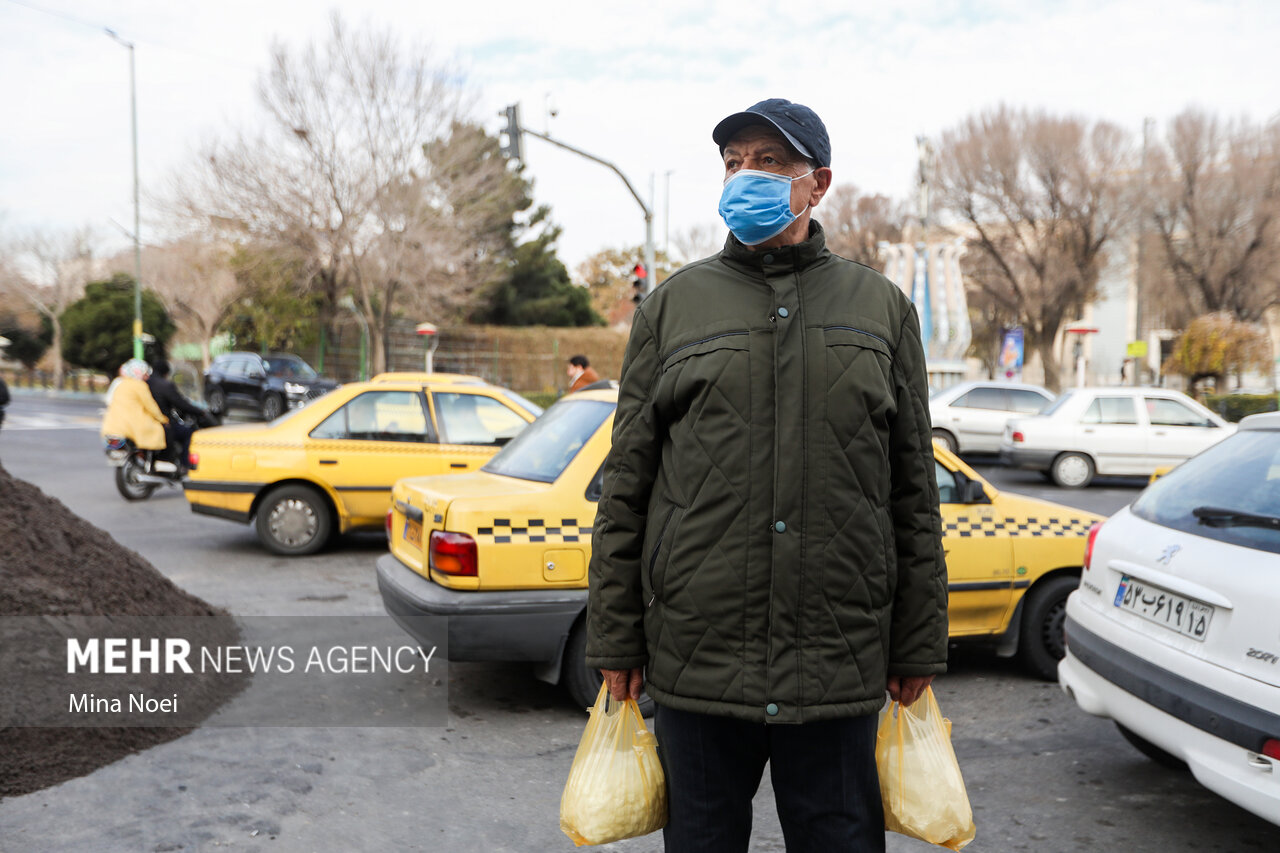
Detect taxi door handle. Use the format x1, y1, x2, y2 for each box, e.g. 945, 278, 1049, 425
319, 459, 338, 465
450, 463, 468, 469
1247, 754, 1274, 772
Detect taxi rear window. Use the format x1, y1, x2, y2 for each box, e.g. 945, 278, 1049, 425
483, 399, 614, 483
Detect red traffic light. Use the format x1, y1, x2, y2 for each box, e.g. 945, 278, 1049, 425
632, 263, 647, 279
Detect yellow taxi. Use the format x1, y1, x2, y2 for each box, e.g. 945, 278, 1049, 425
376, 388, 1103, 711
184, 373, 542, 555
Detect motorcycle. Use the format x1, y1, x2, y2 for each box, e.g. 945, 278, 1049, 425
104, 408, 219, 501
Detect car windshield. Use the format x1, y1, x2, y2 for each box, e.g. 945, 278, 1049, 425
482, 399, 614, 483
495, 389, 544, 419
1131, 429, 1280, 554
266, 357, 317, 380
1037, 390, 1077, 417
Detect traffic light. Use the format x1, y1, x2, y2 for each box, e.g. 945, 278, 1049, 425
499, 104, 523, 162
631, 262, 647, 304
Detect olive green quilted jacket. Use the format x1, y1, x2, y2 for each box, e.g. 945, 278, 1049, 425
586, 222, 947, 724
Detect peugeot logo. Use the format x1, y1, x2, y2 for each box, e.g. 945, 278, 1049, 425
1157, 545, 1181, 565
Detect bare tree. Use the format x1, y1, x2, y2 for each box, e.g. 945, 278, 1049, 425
169, 15, 474, 373
133, 238, 241, 370
1147, 109, 1280, 326
671, 224, 723, 264
822, 185, 907, 269
934, 106, 1137, 391
0, 227, 95, 386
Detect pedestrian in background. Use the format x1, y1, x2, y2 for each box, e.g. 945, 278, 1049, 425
566, 355, 601, 393
587, 98, 948, 852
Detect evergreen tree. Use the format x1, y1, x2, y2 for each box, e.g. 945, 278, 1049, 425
59, 274, 176, 374
472, 209, 603, 327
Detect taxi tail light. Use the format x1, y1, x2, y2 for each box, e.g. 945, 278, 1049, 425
187, 451, 199, 470
1011, 430, 1025, 443
430, 530, 478, 577
385, 508, 394, 541
1264, 739, 1280, 761
1083, 522, 1103, 571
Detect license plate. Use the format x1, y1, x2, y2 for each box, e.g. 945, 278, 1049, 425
1114, 574, 1213, 641
403, 518, 423, 549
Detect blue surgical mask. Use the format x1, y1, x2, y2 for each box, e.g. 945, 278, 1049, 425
718, 168, 814, 246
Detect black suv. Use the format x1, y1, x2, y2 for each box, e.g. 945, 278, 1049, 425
203, 352, 339, 420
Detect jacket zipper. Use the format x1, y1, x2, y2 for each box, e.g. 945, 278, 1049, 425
664, 330, 748, 363
647, 506, 676, 606
823, 325, 892, 351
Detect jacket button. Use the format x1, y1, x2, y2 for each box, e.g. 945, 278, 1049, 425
766, 703, 779, 716
777, 307, 789, 318
763, 253, 775, 264
774, 521, 786, 533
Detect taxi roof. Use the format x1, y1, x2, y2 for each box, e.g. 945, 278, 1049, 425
369, 372, 490, 386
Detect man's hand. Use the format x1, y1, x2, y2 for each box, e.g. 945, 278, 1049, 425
601, 668, 644, 702
887, 674, 934, 708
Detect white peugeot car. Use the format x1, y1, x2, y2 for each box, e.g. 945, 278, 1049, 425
1059, 412, 1280, 826
1000, 386, 1234, 487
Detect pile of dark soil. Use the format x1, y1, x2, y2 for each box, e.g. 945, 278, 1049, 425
0, 460, 246, 798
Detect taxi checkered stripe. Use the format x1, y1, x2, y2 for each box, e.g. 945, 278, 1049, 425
475, 518, 594, 544
944, 516, 1093, 537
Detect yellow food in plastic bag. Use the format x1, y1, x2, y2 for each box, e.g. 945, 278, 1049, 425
876, 686, 976, 851
560, 683, 667, 846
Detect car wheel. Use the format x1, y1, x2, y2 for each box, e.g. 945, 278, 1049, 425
206, 387, 226, 416
1051, 452, 1095, 489
1115, 723, 1188, 771
255, 484, 332, 556
261, 393, 284, 421
115, 456, 157, 501
931, 428, 958, 455
1017, 574, 1079, 680
562, 617, 655, 718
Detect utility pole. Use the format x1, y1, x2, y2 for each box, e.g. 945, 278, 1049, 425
106, 29, 144, 360
499, 104, 656, 295
1134, 116, 1155, 386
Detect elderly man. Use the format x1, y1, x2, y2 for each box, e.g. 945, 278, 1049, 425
586, 98, 948, 852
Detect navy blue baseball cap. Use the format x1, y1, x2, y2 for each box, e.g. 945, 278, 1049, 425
712, 98, 831, 168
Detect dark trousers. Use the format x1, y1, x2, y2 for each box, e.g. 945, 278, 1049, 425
655, 705, 885, 853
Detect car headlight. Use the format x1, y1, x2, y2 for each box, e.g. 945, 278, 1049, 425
284, 382, 307, 395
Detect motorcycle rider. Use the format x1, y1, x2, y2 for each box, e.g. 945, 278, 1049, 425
101, 358, 169, 461
147, 358, 208, 469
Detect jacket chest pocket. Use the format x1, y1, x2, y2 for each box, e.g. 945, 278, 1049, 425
822, 326, 896, 441
655, 331, 752, 453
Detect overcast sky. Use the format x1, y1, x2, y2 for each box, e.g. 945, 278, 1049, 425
1, 0, 1277, 280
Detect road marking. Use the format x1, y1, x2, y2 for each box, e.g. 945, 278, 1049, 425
3, 412, 103, 431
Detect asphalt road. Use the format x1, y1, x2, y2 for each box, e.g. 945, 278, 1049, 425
0, 394, 1275, 852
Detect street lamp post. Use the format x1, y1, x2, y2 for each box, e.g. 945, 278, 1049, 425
105, 28, 143, 360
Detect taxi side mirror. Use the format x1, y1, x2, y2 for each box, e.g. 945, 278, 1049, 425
958, 478, 990, 505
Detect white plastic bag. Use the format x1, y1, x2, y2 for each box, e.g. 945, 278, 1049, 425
560, 682, 667, 846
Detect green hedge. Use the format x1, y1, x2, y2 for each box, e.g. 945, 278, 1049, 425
1206, 393, 1279, 422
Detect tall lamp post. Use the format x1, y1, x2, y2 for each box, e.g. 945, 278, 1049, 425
105, 28, 144, 360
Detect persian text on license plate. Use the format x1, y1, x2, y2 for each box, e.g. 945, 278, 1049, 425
1113, 574, 1213, 641
403, 518, 423, 548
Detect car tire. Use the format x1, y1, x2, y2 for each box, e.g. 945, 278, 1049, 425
931, 428, 959, 455
562, 617, 655, 718
255, 484, 332, 556
1115, 723, 1188, 771
115, 456, 157, 501
261, 393, 284, 421
206, 387, 226, 416
1051, 452, 1095, 489
1017, 574, 1079, 680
